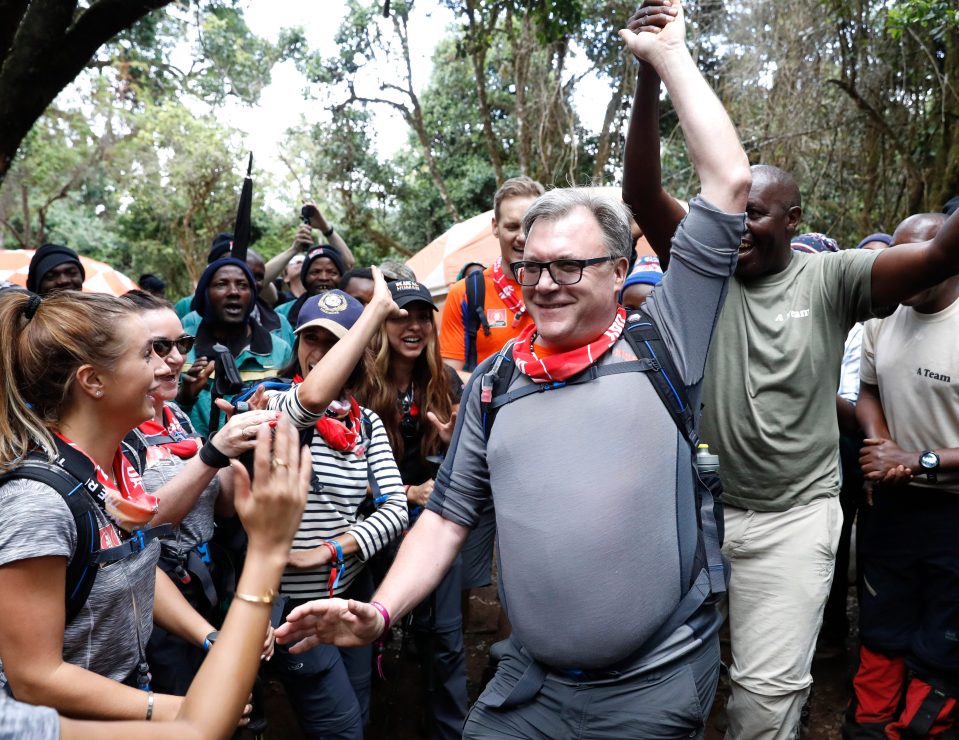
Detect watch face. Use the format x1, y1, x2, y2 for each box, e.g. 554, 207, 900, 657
920, 451, 939, 469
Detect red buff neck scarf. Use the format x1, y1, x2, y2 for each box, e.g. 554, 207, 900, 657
55, 432, 158, 532
491, 257, 526, 327
137, 406, 201, 459
293, 376, 365, 455
512, 307, 627, 383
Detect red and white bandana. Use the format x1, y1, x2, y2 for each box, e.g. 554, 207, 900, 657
56, 433, 158, 533
491, 257, 526, 327
513, 307, 626, 383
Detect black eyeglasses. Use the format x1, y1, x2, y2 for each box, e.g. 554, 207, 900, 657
510, 256, 616, 286
152, 335, 196, 358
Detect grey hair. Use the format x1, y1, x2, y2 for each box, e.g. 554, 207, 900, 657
522, 188, 633, 260
379, 260, 416, 281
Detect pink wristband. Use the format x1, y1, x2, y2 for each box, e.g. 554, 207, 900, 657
370, 600, 391, 636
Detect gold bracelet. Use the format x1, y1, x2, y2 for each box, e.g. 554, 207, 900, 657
234, 588, 275, 605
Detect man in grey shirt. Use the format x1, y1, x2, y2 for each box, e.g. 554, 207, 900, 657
275, 5, 750, 737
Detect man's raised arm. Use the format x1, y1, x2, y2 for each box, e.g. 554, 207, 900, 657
620, 1, 750, 216
871, 207, 959, 308
621, 25, 685, 265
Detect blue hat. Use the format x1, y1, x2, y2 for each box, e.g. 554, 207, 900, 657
791, 233, 839, 254
621, 255, 663, 296
295, 289, 363, 339
855, 232, 892, 250
193, 257, 257, 323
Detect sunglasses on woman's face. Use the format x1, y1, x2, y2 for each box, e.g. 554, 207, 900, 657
152, 335, 196, 358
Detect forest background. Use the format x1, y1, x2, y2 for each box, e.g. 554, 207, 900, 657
1, 0, 957, 299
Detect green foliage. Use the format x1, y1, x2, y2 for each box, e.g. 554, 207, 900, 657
886, 0, 959, 41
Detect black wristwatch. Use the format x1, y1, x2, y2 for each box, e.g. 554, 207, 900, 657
918, 450, 940, 482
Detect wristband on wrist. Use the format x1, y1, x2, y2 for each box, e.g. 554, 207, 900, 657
370, 600, 391, 636
371, 600, 391, 679
322, 225, 334, 237
203, 630, 219, 652
323, 540, 345, 597
199, 439, 231, 468
145, 691, 155, 720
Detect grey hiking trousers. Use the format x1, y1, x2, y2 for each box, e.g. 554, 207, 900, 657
464, 633, 720, 739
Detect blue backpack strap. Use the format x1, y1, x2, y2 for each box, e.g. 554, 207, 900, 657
0, 461, 99, 624
622, 309, 726, 597
621, 309, 699, 447
464, 269, 489, 372
97, 524, 173, 563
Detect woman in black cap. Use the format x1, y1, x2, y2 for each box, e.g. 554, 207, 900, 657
355, 279, 466, 740
262, 268, 408, 739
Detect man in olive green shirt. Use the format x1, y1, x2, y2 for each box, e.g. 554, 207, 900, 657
623, 13, 959, 735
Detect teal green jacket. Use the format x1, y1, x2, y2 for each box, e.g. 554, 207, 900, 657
182, 321, 292, 438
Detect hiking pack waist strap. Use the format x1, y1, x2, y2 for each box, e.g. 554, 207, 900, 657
97, 523, 173, 564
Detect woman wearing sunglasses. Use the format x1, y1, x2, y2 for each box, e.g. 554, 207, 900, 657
122, 290, 279, 696
355, 279, 466, 740
0, 290, 245, 722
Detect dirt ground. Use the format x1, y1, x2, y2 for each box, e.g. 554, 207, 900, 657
259, 583, 858, 739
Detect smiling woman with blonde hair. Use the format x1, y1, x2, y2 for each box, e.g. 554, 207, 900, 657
0, 290, 231, 722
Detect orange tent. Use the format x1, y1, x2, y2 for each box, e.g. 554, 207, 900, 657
0, 249, 137, 295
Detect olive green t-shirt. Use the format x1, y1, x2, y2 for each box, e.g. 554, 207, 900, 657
701, 248, 881, 511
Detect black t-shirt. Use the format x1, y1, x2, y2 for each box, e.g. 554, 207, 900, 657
396, 365, 463, 486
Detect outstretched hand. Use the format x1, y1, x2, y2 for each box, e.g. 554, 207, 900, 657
230, 418, 310, 554
179, 357, 214, 405
212, 408, 281, 458
427, 408, 458, 446
275, 598, 385, 652
620, 1, 683, 63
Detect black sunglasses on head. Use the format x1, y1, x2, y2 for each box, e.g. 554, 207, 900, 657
152, 335, 196, 358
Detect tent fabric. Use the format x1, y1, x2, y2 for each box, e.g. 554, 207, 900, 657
0, 249, 137, 295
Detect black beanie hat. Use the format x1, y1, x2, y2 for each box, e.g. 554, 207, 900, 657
193, 257, 257, 323
301, 245, 347, 287
27, 243, 85, 293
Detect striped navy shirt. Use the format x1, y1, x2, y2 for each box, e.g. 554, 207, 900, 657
269, 385, 408, 598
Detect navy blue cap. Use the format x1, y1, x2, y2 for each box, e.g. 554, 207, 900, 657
295, 289, 363, 339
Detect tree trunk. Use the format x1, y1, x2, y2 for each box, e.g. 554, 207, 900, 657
392, 10, 460, 222
465, 0, 503, 185
0, 0, 172, 185
593, 53, 634, 181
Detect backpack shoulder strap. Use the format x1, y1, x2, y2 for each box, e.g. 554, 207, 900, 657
0, 461, 100, 624
621, 308, 699, 448
480, 339, 520, 440
464, 270, 490, 372
622, 310, 726, 597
